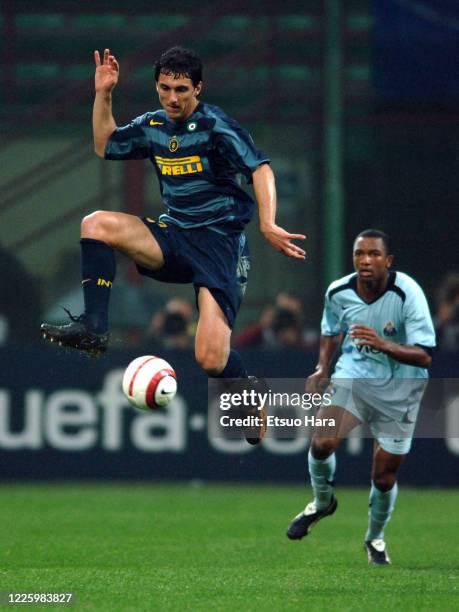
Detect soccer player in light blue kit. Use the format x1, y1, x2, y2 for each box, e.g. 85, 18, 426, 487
287, 229, 436, 564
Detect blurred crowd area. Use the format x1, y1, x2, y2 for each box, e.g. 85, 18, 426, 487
145, 290, 320, 352
2, 2, 458, 359
1, 243, 459, 354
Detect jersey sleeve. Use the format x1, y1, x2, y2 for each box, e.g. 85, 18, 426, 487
213, 117, 269, 181
320, 292, 342, 336
403, 281, 436, 348
104, 114, 151, 160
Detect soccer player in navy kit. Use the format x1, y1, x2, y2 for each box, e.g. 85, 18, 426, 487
41, 47, 305, 442
287, 229, 435, 564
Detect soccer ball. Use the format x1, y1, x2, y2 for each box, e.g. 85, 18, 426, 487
122, 355, 177, 410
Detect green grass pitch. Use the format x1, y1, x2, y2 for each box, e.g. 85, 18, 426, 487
0, 485, 458, 611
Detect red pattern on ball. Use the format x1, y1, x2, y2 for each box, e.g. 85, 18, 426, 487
128, 356, 159, 397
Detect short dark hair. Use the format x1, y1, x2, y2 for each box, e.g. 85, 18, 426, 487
354, 229, 391, 254
154, 46, 203, 86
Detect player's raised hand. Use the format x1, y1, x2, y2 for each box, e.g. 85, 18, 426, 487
94, 48, 119, 93
262, 224, 306, 259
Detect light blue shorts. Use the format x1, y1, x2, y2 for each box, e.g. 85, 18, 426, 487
327, 379, 427, 455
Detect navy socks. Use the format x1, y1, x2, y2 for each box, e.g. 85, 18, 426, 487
80, 238, 116, 333
211, 349, 248, 379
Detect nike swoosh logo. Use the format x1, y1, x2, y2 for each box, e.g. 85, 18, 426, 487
150, 120, 164, 126
81, 279, 92, 284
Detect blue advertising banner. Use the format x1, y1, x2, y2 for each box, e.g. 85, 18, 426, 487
0, 347, 458, 485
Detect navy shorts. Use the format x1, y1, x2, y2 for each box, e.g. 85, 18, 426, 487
137, 217, 250, 328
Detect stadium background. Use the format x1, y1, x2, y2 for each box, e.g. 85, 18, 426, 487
1, 2, 458, 608
1, 0, 457, 483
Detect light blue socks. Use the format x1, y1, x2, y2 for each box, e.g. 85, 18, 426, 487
308, 449, 336, 510
365, 480, 398, 541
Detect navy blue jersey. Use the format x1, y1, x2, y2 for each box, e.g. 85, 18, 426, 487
105, 102, 269, 233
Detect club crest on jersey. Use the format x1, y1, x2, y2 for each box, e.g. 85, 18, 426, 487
383, 321, 397, 336
187, 121, 197, 132
169, 135, 179, 152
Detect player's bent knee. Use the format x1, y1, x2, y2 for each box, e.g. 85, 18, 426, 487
373, 473, 397, 492
310, 437, 337, 460
81, 211, 116, 244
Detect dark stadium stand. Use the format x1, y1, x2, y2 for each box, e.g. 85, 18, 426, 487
0, 0, 372, 128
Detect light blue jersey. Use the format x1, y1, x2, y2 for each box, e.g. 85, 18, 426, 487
321, 270, 435, 454
321, 271, 436, 381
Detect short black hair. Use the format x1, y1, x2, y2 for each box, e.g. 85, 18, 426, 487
354, 229, 391, 254
154, 46, 203, 86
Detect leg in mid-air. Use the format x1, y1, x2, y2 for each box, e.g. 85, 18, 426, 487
41, 210, 164, 356
194, 287, 235, 377
195, 287, 266, 445
287, 404, 361, 539
364, 441, 406, 565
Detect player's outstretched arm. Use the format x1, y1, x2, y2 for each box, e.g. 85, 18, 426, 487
93, 48, 119, 157
349, 325, 432, 368
252, 164, 306, 260
306, 334, 342, 393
